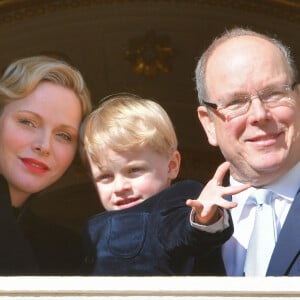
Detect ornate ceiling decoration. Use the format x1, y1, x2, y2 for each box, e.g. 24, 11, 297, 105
125, 30, 173, 78
0, 0, 299, 26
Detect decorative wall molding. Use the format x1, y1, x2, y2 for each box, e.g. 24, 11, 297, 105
125, 29, 173, 77
0, 0, 299, 26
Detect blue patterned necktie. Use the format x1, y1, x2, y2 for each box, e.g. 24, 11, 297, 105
244, 189, 276, 276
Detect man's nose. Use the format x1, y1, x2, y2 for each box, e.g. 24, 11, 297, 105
247, 96, 269, 123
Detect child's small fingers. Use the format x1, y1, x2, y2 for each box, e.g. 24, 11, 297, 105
222, 183, 251, 196
215, 198, 238, 209
212, 161, 230, 186
186, 199, 203, 209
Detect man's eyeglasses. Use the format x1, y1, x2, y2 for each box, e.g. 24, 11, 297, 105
202, 82, 298, 120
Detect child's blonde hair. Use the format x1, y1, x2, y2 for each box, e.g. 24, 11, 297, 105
81, 93, 178, 166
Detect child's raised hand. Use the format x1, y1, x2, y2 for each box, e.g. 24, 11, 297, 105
186, 161, 250, 225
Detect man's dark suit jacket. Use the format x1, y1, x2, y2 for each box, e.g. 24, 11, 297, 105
82, 180, 233, 275
266, 188, 300, 276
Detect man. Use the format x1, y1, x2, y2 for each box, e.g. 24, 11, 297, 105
195, 27, 300, 276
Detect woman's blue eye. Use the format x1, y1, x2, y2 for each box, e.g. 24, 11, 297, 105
19, 119, 35, 127
57, 132, 72, 141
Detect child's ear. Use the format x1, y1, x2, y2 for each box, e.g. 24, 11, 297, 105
168, 150, 181, 180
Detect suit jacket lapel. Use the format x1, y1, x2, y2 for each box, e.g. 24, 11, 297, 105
267, 189, 300, 275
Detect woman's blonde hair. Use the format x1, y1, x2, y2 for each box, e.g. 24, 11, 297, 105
81, 93, 178, 166
0, 55, 92, 117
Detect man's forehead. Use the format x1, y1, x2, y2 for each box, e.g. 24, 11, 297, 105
206, 36, 288, 88
209, 35, 275, 62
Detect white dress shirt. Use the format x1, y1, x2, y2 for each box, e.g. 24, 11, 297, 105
223, 162, 300, 276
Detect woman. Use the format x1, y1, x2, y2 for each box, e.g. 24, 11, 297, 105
0, 55, 92, 274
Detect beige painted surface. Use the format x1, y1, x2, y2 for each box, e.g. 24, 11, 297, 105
0, 276, 299, 299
